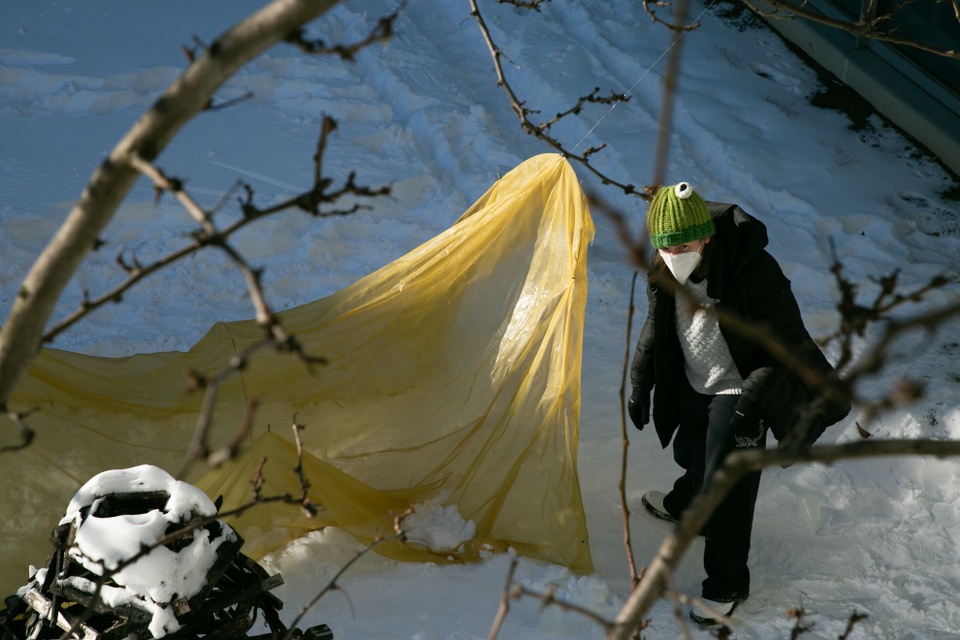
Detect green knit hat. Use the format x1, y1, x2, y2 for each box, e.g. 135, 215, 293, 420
646, 182, 715, 249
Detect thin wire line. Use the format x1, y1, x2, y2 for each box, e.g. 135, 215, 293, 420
571, 1, 719, 153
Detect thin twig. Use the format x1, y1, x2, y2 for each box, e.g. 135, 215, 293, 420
44, 117, 388, 345
129, 152, 215, 234
468, 0, 644, 198
618, 271, 643, 587
512, 583, 615, 630
743, 0, 960, 60
487, 558, 520, 640
285, 8, 399, 60
0, 0, 342, 413
290, 417, 318, 518
282, 511, 412, 640
839, 610, 869, 639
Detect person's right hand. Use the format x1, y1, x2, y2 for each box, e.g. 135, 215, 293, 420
628, 387, 651, 429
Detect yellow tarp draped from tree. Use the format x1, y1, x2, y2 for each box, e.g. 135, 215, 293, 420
0, 153, 595, 593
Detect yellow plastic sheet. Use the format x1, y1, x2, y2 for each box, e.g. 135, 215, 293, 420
0, 153, 595, 592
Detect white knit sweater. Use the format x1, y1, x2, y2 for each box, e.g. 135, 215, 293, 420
675, 278, 743, 396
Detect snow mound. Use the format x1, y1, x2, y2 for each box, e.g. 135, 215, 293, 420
54, 465, 238, 637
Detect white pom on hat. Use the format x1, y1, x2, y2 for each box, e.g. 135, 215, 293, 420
674, 182, 694, 199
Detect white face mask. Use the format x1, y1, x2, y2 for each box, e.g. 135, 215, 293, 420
660, 249, 702, 285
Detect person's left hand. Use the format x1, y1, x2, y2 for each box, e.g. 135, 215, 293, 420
628, 387, 652, 429
731, 400, 764, 448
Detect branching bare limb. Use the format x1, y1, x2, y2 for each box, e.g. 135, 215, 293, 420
743, 0, 960, 60
839, 610, 869, 638
607, 438, 960, 639
44, 239, 200, 344
205, 399, 259, 469
495, 0, 550, 10
537, 88, 631, 135
642, 0, 704, 31
290, 417, 319, 518
528, 585, 614, 628
176, 328, 327, 479
34, 111, 386, 473
286, 7, 399, 60
0, 0, 343, 410
129, 153, 215, 234
44, 115, 387, 347
491, 574, 616, 636
281, 510, 412, 640
468, 0, 644, 198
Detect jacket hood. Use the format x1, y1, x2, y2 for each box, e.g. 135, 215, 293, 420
703, 202, 770, 300
707, 202, 769, 269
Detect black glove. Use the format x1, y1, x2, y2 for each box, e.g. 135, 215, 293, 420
731, 398, 764, 448
628, 387, 651, 430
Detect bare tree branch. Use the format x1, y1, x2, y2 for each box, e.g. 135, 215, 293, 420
744, 0, 960, 60
176, 329, 327, 479
0, 0, 342, 409
285, 7, 399, 60
468, 0, 644, 198
607, 438, 960, 639
281, 510, 412, 640
487, 558, 520, 640
512, 582, 615, 629
488, 562, 616, 637
495, 0, 550, 10
839, 609, 869, 638
642, 0, 704, 31
129, 153, 216, 234
290, 417, 319, 518
42, 115, 388, 346
618, 272, 644, 588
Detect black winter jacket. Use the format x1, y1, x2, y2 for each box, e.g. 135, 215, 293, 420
630, 202, 850, 449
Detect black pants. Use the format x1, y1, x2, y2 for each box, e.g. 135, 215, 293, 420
661, 380, 765, 602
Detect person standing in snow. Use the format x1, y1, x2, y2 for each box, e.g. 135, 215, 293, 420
627, 182, 850, 625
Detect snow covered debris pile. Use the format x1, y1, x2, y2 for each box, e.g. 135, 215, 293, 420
60, 465, 236, 612
0, 465, 331, 639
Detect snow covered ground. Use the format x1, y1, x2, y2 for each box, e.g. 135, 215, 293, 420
3, 0, 960, 638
